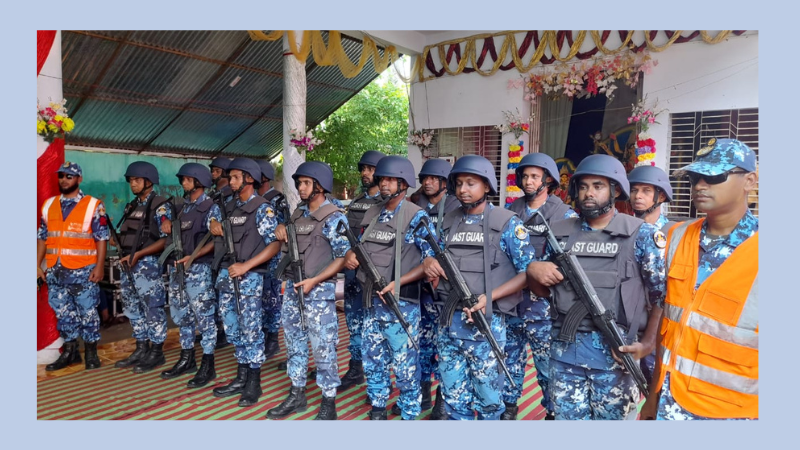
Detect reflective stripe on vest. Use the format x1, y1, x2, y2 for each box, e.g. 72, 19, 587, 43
44, 196, 99, 269
658, 218, 758, 419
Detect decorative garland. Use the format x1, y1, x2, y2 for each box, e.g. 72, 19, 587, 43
506, 140, 524, 205
417, 30, 746, 82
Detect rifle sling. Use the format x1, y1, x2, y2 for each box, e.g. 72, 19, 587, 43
482, 207, 492, 320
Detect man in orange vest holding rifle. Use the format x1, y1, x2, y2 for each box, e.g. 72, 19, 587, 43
639, 138, 759, 420
37, 162, 109, 371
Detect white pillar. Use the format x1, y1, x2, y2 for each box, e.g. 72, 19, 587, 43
37, 30, 63, 159
282, 31, 307, 211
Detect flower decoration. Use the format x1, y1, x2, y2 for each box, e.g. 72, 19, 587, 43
37, 99, 74, 143
408, 129, 436, 156
505, 140, 525, 204
289, 127, 323, 152
495, 109, 531, 140
627, 96, 666, 139
635, 138, 658, 167
520, 51, 656, 104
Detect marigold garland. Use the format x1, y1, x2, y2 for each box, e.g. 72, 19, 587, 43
506, 140, 525, 204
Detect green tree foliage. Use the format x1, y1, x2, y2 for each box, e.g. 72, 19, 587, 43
308, 70, 409, 194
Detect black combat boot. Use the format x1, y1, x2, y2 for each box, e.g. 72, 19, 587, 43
420, 381, 433, 410
215, 326, 230, 349
213, 363, 249, 397
500, 401, 519, 420
187, 354, 217, 388
115, 340, 149, 369
368, 407, 388, 420
314, 396, 337, 420
266, 386, 308, 419
238, 367, 263, 407
336, 359, 365, 393
133, 342, 166, 373
264, 331, 280, 360
46, 340, 82, 371
160, 348, 197, 379
84, 341, 101, 370
429, 386, 447, 420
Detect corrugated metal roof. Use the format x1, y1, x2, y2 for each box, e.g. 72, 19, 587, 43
61, 30, 385, 157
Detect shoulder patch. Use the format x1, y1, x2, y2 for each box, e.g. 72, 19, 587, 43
514, 224, 529, 240
265, 207, 275, 218
653, 230, 667, 249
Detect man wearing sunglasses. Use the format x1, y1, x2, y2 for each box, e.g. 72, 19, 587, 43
37, 162, 109, 371
641, 138, 759, 420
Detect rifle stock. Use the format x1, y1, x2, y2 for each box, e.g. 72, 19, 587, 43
534, 211, 650, 397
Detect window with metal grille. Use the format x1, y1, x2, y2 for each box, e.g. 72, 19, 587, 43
425, 125, 503, 206
667, 108, 759, 218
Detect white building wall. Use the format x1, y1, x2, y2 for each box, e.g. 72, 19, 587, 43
407, 31, 758, 200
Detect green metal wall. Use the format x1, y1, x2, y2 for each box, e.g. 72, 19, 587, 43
64, 149, 209, 224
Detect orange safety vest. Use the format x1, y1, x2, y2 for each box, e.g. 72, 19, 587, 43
43, 195, 100, 269
656, 219, 758, 419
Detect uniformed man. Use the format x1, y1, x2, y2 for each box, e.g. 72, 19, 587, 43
408, 158, 460, 419
641, 138, 758, 421
208, 158, 282, 407
37, 162, 109, 371
267, 162, 350, 421
627, 164, 675, 385
158, 163, 219, 388
502, 153, 577, 420
526, 154, 666, 420
208, 156, 233, 349
257, 159, 286, 361
113, 162, 172, 373
338, 150, 385, 394
422, 155, 536, 420
344, 155, 435, 420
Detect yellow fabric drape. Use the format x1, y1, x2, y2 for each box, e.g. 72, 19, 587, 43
247, 30, 738, 83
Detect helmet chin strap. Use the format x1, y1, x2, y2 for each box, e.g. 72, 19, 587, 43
459, 194, 487, 210
433, 178, 447, 197
523, 183, 547, 201
633, 190, 662, 218
580, 181, 617, 219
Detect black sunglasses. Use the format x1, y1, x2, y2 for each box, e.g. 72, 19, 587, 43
58, 173, 76, 180
687, 170, 748, 186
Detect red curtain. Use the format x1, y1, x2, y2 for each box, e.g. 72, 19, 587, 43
37, 30, 62, 351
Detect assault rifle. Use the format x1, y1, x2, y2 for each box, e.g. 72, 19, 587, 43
534, 210, 649, 397
336, 220, 419, 350
274, 198, 307, 331
158, 197, 186, 307
415, 215, 515, 388
213, 191, 242, 315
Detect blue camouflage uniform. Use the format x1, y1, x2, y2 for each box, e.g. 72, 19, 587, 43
546, 212, 666, 420
638, 213, 670, 384
344, 191, 382, 363
38, 191, 109, 343
260, 187, 286, 335
361, 202, 435, 420
437, 204, 537, 420
167, 192, 217, 355
281, 199, 350, 398
502, 202, 577, 412
120, 191, 172, 345
208, 194, 278, 368
656, 211, 758, 420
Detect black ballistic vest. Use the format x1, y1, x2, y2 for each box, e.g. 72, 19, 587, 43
413, 192, 460, 235
550, 213, 648, 340
356, 200, 423, 303
214, 196, 269, 273
508, 195, 572, 257
346, 192, 384, 234
118, 195, 168, 254
435, 206, 523, 319
282, 203, 340, 284
164, 198, 214, 265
